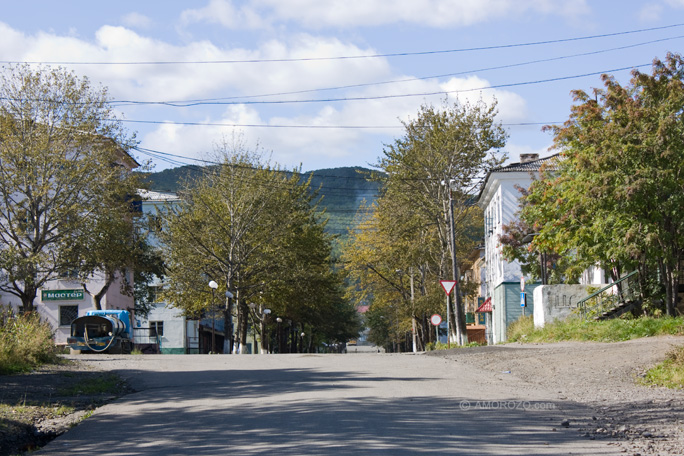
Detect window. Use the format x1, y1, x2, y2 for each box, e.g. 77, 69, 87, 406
147, 285, 163, 303
59, 306, 79, 326
149, 321, 164, 337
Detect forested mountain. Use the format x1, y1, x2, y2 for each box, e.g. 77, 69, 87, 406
141, 166, 382, 246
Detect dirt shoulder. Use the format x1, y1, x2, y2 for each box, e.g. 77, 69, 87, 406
429, 335, 684, 456
0, 360, 131, 456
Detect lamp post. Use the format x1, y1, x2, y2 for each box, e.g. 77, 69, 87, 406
262, 308, 271, 353
208, 280, 218, 353
276, 317, 283, 353
225, 291, 234, 354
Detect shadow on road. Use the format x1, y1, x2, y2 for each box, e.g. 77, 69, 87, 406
39, 364, 616, 455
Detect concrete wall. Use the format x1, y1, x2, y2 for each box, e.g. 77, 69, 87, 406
533, 284, 606, 328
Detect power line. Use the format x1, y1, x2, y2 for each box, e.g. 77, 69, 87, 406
121, 119, 559, 129
2, 23, 682, 66
134, 146, 384, 187
110, 63, 653, 107
121, 34, 684, 105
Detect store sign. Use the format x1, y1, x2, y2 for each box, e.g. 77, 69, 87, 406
41, 289, 85, 301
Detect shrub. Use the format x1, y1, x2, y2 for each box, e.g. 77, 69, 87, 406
0, 306, 58, 374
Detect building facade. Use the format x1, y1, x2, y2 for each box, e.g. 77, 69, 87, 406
477, 154, 551, 343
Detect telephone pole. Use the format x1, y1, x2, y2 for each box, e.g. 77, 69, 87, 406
446, 180, 468, 346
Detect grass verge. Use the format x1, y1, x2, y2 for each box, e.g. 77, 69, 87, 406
58, 373, 123, 396
507, 315, 684, 343
641, 346, 684, 389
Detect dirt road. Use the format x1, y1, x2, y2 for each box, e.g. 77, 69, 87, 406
30, 337, 684, 455
430, 336, 684, 455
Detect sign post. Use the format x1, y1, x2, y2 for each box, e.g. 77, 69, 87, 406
520, 292, 527, 316
440, 280, 457, 348
520, 277, 526, 316
430, 314, 442, 344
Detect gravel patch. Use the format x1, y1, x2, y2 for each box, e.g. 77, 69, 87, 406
429, 336, 684, 456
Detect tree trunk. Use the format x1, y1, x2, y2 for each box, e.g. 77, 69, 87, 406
664, 262, 677, 316
235, 300, 249, 354
84, 270, 115, 311
20, 289, 37, 313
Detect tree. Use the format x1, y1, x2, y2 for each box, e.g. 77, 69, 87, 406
499, 182, 574, 285
0, 65, 137, 312
160, 137, 358, 353
344, 99, 506, 348
63, 194, 164, 316
524, 53, 684, 315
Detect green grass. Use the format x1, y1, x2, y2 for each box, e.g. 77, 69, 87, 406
58, 374, 122, 396
425, 341, 485, 351
507, 315, 684, 343
641, 346, 684, 389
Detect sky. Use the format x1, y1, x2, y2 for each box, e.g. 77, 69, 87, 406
1, 1, 683, 173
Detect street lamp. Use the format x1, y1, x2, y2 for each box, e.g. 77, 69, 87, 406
276, 317, 283, 353
262, 308, 271, 354
208, 280, 218, 353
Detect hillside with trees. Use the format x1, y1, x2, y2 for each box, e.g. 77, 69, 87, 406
142, 165, 381, 247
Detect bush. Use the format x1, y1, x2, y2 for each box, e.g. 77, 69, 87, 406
0, 306, 58, 374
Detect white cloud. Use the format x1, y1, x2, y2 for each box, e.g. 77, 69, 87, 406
180, 0, 266, 29
181, 0, 591, 29
121, 12, 153, 30
638, 3, 664, 21
0, 22, 391, 105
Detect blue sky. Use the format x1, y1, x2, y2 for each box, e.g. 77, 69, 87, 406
1, 1, 683, 172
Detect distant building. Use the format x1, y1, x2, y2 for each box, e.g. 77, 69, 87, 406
477, 153, 553, 343
135, 190, 200, 354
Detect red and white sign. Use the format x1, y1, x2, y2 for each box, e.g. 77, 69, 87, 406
440, 280, 457, 295
520, 276, 526, 292
430, 314, 442, 326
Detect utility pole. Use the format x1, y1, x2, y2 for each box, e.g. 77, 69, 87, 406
410, 268, 417, 353
447, 182, 468, 346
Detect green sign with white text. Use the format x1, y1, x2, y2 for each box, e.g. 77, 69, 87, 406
41, 289, 84, 301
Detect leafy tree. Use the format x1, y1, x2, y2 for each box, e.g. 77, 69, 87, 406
344, 99, 506, 348
499, 182, 574, 284
524, 53, 684, 315
160, 137, 358, 353
0, 65, 137, 311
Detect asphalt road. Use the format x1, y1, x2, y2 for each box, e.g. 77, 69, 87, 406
37, 352, 621, 455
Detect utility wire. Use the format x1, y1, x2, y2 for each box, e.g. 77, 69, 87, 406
122, 119, 559, 129
110, 63, 653, 107
2, 23, 682, 66
129, 34, 684, 105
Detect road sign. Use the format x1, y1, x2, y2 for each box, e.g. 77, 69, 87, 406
520, 292, 527, 307
430, 314, 442, 326
440, 280, 457, 295
520, 276, 525, 292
